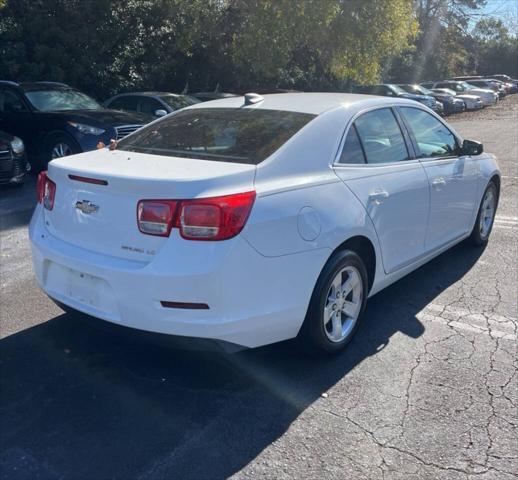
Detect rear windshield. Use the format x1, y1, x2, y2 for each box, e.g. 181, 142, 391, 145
160, 95, 199, 110
116, 107, 315, 164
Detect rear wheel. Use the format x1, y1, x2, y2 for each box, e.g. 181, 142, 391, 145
469, 181, 498, 246
299, 250, 368, 354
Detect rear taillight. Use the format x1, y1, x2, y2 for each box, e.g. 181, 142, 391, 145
137, 200, 178, 237
137, 191, 255, 241
36, 171, 56, 210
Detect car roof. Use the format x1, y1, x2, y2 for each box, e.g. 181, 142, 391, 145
22, 82, 70, 89
185, 92, 415, 115
111, 92, 185, 97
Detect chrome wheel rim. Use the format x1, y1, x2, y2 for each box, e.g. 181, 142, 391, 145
51, 142, 73, 159
479, 188, 496, 238
323, 266, 363, 343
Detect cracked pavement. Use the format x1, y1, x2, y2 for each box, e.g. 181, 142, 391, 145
0, 97, 517, 480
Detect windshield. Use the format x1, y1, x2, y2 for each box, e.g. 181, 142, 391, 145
160, 95, 199, 110
460, 82, 476, 91
402, 85, 432, 95
24, 88, 102, 112
117, 107, 316, 165
389, 85, 408, 95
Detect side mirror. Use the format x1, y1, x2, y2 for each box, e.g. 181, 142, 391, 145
461, 139, 483, 156
154, 109, 168, 118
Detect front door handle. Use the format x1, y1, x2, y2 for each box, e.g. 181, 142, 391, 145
368, 189, 389, 205
432, 177, 447, 190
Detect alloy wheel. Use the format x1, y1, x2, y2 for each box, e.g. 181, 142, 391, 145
51, 142, 73, 159
323, 266, 363, 343
479, 187, 496, 239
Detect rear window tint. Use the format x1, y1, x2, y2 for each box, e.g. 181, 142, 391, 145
117, 107, 316, 165
338, 125, 366, 164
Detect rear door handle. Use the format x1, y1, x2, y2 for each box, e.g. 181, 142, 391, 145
432, 177, 446, 189
368, 189, 389, 205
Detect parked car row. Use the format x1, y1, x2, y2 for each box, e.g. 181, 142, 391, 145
0, 74, 516, 186
352, 75, 518, 116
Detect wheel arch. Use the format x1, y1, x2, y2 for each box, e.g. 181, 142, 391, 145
331, 235, 377, 293
490, 173, 500, 200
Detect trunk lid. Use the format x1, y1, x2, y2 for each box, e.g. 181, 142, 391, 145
45, 149, 256, 262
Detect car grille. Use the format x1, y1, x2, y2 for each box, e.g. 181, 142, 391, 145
0, 148, 14, 181
115, 124, 143, 140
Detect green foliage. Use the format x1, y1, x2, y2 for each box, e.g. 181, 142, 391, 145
0, 0, 418, 97
473, 18, 518, 77
0, 0, 515, 100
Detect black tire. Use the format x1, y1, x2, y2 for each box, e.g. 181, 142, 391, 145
298, 249, 368, 354
469, 181, 498, 246
44, 132, 81, 169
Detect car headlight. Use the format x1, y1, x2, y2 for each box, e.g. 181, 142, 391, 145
10, 136, 25, 155
68, 122, 106, 136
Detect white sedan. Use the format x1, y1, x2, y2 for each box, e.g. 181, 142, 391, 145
30, 93, 500, 353
423, 81, 498, 106
431, 88, 484, 110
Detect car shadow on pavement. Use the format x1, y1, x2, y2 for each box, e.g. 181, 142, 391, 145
0, 242, 484, 480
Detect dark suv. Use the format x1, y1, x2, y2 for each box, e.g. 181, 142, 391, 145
0, 81, 150, 170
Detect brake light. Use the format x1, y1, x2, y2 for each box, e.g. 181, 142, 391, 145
36, 171, 56, 210
137, 191, 255, 240
137, 200, 178, 237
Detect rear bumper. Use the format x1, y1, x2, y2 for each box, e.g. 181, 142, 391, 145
29, 205, 327, 348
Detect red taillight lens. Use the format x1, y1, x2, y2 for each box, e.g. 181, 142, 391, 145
137, 200, 178, 237
137, 191, 256, 240
36, 171, 56, 210
178, 191, 256, 240
36, 171, 47, 203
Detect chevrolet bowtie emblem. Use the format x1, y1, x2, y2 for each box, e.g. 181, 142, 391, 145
75, 200, 99, 214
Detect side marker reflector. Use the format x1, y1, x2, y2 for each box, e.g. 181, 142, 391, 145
160, 301, 210, 310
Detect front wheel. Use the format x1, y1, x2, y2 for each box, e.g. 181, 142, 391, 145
469, 181, 498, 246
44, 132, 81, 169
299, 250, 368, 354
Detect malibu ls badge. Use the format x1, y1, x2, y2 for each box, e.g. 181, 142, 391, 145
75, 200, 99, 214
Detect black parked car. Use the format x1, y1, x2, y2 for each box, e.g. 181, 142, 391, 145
352, 84, 442, 113
104, 92, 200, 119
0, 130, 30, 186
0, 81, 150, 170
397, 84, 465, 114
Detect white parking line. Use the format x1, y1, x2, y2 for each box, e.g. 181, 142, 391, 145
418, 303, 517, 341
493, 215, 518, 230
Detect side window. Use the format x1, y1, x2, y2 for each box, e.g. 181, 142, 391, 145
338, 125, 366, 164
108, 96, 138, 112
139, 98, 162, 115
354, 108, 409, 164
0, 89, 28, 113
400, 107, 458, 158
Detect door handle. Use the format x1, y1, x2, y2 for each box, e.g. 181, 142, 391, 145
368, 189, 389, 205
432, 177, 446, 189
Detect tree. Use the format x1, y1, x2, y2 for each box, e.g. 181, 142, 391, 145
472, 18, 518, 77
226, 0, 417, 89
387, 0, 488, 82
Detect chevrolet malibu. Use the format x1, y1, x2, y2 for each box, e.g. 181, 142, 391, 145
30, 93, 500, 353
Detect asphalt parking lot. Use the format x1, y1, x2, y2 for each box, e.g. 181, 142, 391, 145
0, 97, 517, 480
